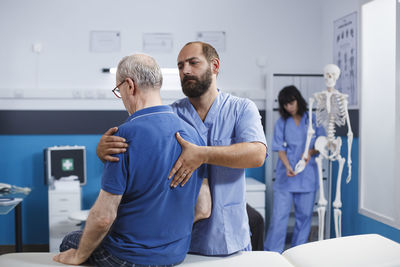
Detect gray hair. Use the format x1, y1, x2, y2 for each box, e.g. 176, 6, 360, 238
117, 54, 163, 90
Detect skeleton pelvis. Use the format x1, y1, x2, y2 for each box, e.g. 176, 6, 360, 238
315, 136, 342, 160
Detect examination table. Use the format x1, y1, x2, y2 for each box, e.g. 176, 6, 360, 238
1, 234, 399, 267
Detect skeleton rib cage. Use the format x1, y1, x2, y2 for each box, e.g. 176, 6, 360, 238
315, 92, 348, 141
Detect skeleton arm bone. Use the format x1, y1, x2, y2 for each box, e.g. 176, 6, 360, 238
294, 97, 315, 174
343, 98, 353, 184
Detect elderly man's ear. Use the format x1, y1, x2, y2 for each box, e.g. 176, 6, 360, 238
126, 78, 135, 94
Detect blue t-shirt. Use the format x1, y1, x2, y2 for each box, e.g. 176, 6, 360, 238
101, 105, 205, 266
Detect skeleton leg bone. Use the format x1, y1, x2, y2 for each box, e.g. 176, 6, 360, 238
334, 208, 342, 238
332, 150, 345, 238
317, 206, 326, 241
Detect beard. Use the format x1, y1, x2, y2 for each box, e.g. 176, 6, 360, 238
181, 67, 212, 98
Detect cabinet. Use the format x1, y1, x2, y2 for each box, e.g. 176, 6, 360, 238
48, 182, 81, 252
246, 178, 266, 220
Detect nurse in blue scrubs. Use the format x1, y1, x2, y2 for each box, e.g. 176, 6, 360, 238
264, 85, 325, 253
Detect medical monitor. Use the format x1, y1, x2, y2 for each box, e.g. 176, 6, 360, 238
44, 145, 86, 186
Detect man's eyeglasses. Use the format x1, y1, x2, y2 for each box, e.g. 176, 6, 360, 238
112, 81, 125, 98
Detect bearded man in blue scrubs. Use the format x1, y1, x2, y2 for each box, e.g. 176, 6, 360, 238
97, 42, 267, 256
54, 54, 210, 266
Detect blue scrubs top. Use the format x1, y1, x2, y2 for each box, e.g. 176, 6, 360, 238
171, 90, 267, 255
272, 113, 325, 192
101, 105, 205, 266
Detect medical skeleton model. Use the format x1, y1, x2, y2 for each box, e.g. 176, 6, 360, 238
294, 64, 353, 240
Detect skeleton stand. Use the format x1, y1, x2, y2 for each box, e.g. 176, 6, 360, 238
326, 160, 333, 239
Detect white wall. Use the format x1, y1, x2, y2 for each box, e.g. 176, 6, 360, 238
320, 0, 362, 64
0, 0, 324, 109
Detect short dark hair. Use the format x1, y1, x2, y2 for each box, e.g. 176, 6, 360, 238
278, 85, 308, 119
184, 41, 220, 63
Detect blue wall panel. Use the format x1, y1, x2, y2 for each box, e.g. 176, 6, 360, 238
245, 165, 265, 183
0, 135, 103, 245
1, 135, 400, 246
330, 138, 400, 242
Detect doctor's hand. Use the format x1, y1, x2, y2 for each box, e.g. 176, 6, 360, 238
169, 132, 205, 188
96, 127, 128, 163
53, 248, 86, 265
286, 167, 296, 177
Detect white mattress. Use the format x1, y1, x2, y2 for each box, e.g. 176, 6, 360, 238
0, 251, 291, 267
1, 235, 399, 267
282, 234, 400, 267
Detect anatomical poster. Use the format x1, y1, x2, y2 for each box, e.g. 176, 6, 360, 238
333, 12, 358, 108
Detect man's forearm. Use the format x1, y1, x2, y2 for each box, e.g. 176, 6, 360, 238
75, 209, 114, 261
194, 178, 212, 223
169, 137, 267, 187
75, 190, 121, 261
202, 142, 266, 169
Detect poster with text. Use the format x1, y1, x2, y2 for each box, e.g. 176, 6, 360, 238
333, 12, 358, 108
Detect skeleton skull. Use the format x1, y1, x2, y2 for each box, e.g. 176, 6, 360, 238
323, 64, 341, 89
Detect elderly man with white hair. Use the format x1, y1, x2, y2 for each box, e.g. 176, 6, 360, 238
53, 54, 211, 267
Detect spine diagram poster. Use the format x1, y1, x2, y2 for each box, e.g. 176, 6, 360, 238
333, 12, 358, 108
